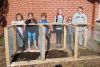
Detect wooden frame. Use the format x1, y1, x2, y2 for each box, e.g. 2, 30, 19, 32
84, 28, 88, 47
39, 25, 46, 60
13, 26, 17, 54
4, 23, 89, 66
4, 28, 11, 66
63, 25, 67, 49
74, 26, 79, 59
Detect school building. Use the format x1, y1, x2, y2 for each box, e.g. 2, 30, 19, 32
7, 0, 100, 25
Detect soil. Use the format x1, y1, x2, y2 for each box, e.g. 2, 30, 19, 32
79, 49, 100, 56
12, 50, 69, 62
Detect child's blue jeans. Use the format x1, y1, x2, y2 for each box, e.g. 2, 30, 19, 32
28, 31, 36, 42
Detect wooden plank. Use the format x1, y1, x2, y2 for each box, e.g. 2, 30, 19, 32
10, 56, 100, 67
74, 26, 79, 59
63, 25, 67, 49
84, 28, 88, 47
11, 23, 69, 26
13, 26, 17, 54
4, 28, 11, 66
39, 25, 46, 60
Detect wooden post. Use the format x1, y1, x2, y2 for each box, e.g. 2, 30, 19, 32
13, 26, 17, 54
63, 25, 67, 49
4, 28, 11, 66
39, 25, 46, 60
84, 28, 88, 47
74, 26, 79, 59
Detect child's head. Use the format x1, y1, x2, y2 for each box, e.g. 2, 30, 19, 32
41, 13, 47, 20
28, 12, 34, 19
57, 8, 63, 15
77, 7, 83, 13
67, 16, 72, 21
15, 13, 23, 21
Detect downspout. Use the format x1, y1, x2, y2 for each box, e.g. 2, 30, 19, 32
92, 0, 96, 26
91, 0, 96, 39
98, 0, 100, 20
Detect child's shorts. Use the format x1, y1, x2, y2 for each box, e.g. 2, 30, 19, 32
28, 32, 36, 41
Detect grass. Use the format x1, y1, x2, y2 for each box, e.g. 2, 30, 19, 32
95, 40, 100, 45
0, 36, 4, 46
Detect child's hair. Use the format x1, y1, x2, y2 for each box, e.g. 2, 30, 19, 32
15, 13, 23, 21
41, 13, 47, 18
78, 6, 83, 10
28, 12, 34, 18
67, 16, 72, 21
56, 8, 63, 15
56, 8, 64, 22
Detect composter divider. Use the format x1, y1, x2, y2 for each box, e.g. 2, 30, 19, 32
74, 26, 79, 59
4, 27, 11, 66
63, 25, 67, 49
13, 26, 17, 54
39, 25, 46, 60
84, 25, 88, 47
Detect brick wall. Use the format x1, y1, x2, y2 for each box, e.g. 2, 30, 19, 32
7, 0, 99, 24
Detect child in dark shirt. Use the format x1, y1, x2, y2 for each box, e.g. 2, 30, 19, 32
25, 12, 38, 51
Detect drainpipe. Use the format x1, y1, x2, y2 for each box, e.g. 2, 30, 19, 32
98, 0, 100, 20
91, 0, 96, 40
92, 1, 96, 26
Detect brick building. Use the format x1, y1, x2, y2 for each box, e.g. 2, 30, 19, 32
7, 0, 100, 25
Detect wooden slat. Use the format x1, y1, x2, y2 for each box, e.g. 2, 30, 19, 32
13, 26, 17, 54
63, 25, 67, 49
10, 56, 100, 67
4, 28, 11, 66
74, 26, 79, 59
39, 25, 46, 60
84, 28, 88, 47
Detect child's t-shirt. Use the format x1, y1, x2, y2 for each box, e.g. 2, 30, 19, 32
72, 12, 87, 25
57, 15, 64, 23
54, 15, 65, 30
40, 20, 49, 32
25, 19, 38, 33
72, 12, 87, 31
11, 20, 24, 36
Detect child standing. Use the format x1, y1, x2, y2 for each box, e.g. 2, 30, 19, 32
11, 13, 25, 52
40, 13, 51, 50
67, 16, 74, 52
72, 7, 87, 46
54, 8, 66, 48
25, 12, 38, 50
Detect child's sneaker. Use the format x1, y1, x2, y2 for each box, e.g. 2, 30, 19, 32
34, 40, 38, 49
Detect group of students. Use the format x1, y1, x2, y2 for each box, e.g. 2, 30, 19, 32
11, 6, 87, 52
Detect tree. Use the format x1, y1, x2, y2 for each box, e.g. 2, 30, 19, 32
0, 0, 9, 37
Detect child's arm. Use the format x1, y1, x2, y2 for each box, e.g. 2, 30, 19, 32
11, 21, 16, 25
63, 17, 67, 24
72, 14, 76, 25
54, 16, 57, 23
84, 14, 87, 24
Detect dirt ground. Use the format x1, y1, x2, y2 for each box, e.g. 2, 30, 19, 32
1, 46, 100, 67
12, 50, 69, 62
0, 46, 6, 67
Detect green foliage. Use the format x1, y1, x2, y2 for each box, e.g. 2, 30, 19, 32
0, 36, 4, 46
95, 40, 100, 45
